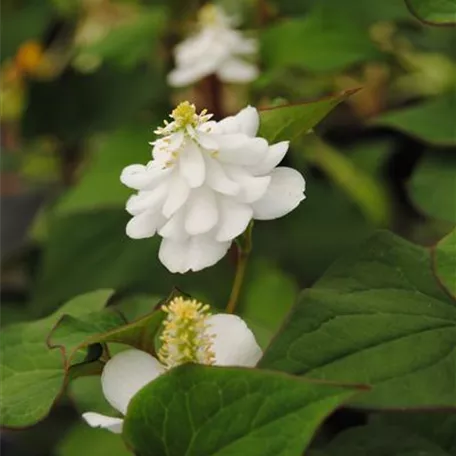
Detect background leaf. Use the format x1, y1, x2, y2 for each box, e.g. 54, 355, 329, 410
405, 0, 456, 25
373, 92, 456, 146
317, 423, 450, 455
259, 89, 359, 143
433, 228, 456, 297
409, 151, 456, 222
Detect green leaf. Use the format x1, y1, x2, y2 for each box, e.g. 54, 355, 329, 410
238, 259, 299, 348
123, 364, 363, 456
373, 92, 456, 146
261, 8, 379, 73
409, 152, 456, 222
0, 0, 53, 62
49, 298, 167, 364
78, 8, 165, 68
304, 136, 391, 225
260, 231, 456, 409
371, 411, 456, 451
0, 289, 113, 428
259, 89, 359, 143
31, 209, 232, 317
48, 310, 126, 369
55, 124, 154, 216
22, 65, 165, 141
433, 229, 456, 297
320, 423, 450, 456
56, 423, 130, 456
405, 0, 456, 25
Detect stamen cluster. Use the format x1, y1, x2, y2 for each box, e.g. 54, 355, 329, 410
158, 297, 215, 369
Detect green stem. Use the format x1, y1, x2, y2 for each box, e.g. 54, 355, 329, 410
226, 223, 253, 314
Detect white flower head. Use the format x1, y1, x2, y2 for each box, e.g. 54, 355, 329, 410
82, 297, 262, 433
121, 101, 306, 274
168, 3, 259, 87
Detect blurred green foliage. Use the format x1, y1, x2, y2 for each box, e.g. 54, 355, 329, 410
1, 0, 455, 454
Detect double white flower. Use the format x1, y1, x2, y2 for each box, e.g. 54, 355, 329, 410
121, 101, 306, 274
168, 4, 258, 87
83, 297, 262, 433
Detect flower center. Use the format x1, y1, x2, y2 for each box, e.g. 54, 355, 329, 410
198, 4, 219, 26
154, 101, 212, 137
171, 101, 198, 128
158, 297, 215, 369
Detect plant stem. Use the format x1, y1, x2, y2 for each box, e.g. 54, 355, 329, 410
226, 223, 253, 314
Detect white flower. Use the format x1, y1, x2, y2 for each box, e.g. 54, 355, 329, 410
82, 297, 262, 433
168, 4, 258, 87
121, 101, 306, 273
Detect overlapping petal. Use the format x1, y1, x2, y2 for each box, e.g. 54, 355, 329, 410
168, 5, 258, 86
121, 104, 305, 273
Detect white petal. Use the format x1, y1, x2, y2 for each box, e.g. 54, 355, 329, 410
252, 167, 306, 220
216, 115, 241, 135
197, 132, 220, 151
216, 198, 252, 242
126, 181, 169, 216
167, 62, 213, 87
217, 58, 258, 83
126, 210, 165, 239
159, 235, 230, 273
167, 130, 184, 151
102, 350, 165, 415
215, 134, 268, 166
179, 142, 206, 188
187, 235, 231, 272
249, 141, 289, 176
225, 165, 271, 203
206, 314, 262, 367
120, 164, 169, 190
82, 412, 123, 434
185, 187, 218, 235
162, 174, 190, 218
159, 208, 188, 241
233, 106, 259, 137
204, 156, 240, 196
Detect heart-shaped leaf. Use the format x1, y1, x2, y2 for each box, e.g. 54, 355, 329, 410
0, 290, 113, 428
123, 364, 364, 456
260, 231, 456, 409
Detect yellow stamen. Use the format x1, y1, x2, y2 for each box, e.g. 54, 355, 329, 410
158, 297, 215, 369
198, 4, 219, 26
171, 101, 197, 128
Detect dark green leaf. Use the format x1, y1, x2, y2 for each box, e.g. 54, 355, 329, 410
31, 209, 231, 317
78, 8, 165, 68
49, 302, 165, 364
433, 228, 456, 297
260, 231, 456, 409
321, 423, 449, 456
373, 92, 456, 146
123, 364, 362, 456
56, 423, 130, 456
259, 89, 359, 143
0, 290, 113, 428
406, 0, 456, 25
409, 152, 456, 222
55, 124, 155, 216
22, 65, 165, 141
0, 0, 53, 62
